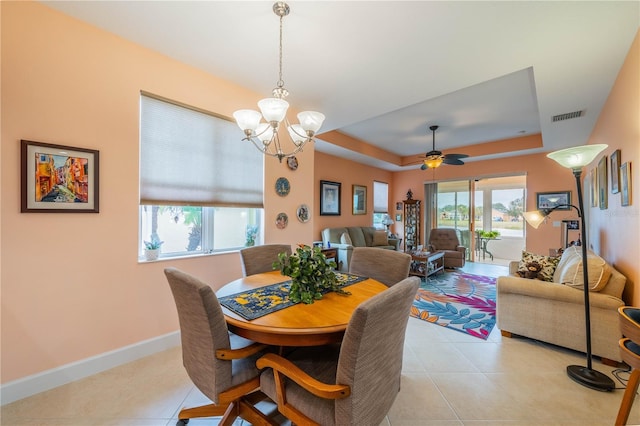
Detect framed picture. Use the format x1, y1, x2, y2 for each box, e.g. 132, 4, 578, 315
395, 214, 402, 221
396, 202, 403, 211
536, 191, 571, 210
621, 162, 631, 207
320, 180, 341, 216
598, 155, 608, 210
352, 184, 367, 215
21, 140, 99, 213
590, 168, 598, 207
610, 149, 621, 194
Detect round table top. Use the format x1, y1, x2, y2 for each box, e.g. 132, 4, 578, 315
217, 270, 387, 346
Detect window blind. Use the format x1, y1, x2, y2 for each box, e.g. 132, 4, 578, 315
373, 181, 389, 213
140, 95, 264, 207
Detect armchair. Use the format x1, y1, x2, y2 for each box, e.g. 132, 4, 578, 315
427, 228, 466, 268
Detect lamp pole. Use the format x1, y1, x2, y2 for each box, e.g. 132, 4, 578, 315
565, 168, 615, 391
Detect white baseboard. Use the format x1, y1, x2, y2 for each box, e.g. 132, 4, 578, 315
1, 331, 180, 406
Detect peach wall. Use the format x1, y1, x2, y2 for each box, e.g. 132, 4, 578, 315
584, 30, 639, 305
313, 152, 394, 240
1, 2, 314, 384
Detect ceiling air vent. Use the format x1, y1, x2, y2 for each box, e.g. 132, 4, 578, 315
552, 110, 584, 122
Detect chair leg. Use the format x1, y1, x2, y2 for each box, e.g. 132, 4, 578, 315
177, 403, 228, 422
616, 368, 640, 425
218, 396, 280, 426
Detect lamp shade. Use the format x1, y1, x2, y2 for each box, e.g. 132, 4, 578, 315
547, 144, 608, 169
258, 98, 289, 123
382, 214, 394, 226
297, 111, 325, 133
256, 123, 274, 143
287, 124, 306, 146
233, 109, 262, 132
523, 210, 548, 229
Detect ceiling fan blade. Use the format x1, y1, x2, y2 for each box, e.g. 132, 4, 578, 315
444, 153, 469, 159
442, 158, 465, 165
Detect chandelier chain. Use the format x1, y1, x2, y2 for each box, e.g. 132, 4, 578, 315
278, 13, 284, 89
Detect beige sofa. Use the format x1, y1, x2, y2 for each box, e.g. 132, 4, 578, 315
322, 227, 400, 272
497, 246, 627, 363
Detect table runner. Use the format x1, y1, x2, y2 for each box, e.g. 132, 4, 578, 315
219, 273, 368, 320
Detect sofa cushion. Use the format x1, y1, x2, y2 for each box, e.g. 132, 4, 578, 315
347, 227, 367, 247
372, 230, 388, 246
340, 232, 353, 245
554, 246, 611, 292
517, 251, 559, 282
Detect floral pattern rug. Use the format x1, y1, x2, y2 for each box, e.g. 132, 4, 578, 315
410, 271, 497, 340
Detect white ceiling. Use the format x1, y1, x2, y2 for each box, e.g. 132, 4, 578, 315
42, 1, 639, 171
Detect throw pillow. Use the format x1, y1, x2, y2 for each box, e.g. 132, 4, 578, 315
555, 246, 611, 291
517, 260, 544, 280
372, 230, 388, 246
516, 250, 559, 282
340, 232, 353, 245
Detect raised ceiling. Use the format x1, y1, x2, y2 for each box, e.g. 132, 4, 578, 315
41, 1, 639, 170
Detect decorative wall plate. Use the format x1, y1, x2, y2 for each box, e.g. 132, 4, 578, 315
287, 156, 299, 171
296, 204, 310, 223
275, 177, 290, 196
275, 212, 288, 229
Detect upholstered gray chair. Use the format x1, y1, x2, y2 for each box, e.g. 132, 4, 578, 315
240, 244, 292, 277
349, 247, 411, 287
164, 267, 277, 426
427, 228, 466, 268
256, 276, 420, 425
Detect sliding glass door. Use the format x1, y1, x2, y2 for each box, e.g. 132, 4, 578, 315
435, 180, 472, 257
431, 175, 525, 264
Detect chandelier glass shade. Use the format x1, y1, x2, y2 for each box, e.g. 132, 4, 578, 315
233, 2, 325, 162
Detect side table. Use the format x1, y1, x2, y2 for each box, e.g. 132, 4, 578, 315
409, 251, 445, 279
320, 248, 342, 270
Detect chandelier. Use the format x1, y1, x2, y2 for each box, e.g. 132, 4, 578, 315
233, 2, 325, 162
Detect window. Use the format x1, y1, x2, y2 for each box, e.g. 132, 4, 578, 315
372, 181, 389, 230
139, 94, 264, 259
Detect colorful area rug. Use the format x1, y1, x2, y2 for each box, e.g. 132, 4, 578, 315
411, 271, 497, 340
219, 273, 367, 320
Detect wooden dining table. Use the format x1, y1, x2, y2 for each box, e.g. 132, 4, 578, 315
217, 270, 387, 346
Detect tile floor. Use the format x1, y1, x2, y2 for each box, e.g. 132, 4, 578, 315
2, 262, 637, 426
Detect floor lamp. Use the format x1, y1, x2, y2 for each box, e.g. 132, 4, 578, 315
524, 143, 615, 392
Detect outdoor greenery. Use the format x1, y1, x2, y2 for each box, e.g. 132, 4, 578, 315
273, 245, 350, 304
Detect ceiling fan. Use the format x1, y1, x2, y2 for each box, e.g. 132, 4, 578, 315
419, 125, 469, 169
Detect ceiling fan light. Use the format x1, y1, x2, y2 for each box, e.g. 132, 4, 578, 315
424, 157, 443, 169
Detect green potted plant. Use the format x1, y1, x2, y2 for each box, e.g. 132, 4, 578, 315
143, 237, 164, 261
273, 244, 350, 304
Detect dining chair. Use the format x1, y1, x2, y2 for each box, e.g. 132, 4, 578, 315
164, 267, 278, 426
240, 244, 292, 277
256, 276, 420, 425
348, 246, 411, 287
616, 306, 640, 425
